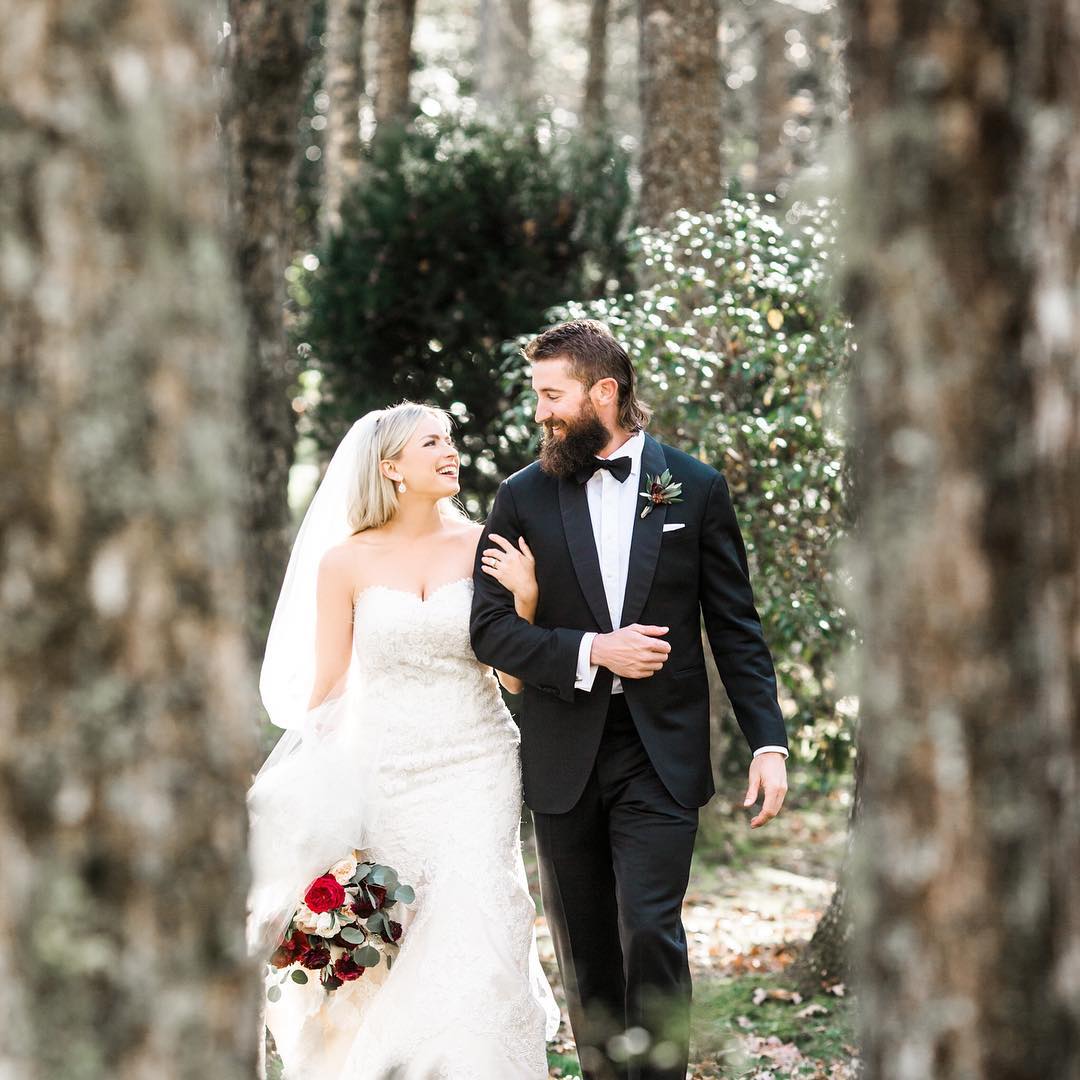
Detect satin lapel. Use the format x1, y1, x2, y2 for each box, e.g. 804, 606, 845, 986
558, 475, 614, 633
620, 434, 668, 627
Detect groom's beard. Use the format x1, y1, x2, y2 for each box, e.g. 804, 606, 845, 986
538, 406, 611, 480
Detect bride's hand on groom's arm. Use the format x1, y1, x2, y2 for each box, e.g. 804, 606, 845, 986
481, 533, 538, 617
480, 533, 538, 696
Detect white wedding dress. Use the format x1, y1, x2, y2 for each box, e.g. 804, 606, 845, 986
259, 576, 559, 1079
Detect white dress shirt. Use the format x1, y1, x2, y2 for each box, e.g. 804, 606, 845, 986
572, 431, 788, 760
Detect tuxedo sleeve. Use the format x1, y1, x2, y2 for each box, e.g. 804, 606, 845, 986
699, 473, 789, 754
469, 480, 586, 704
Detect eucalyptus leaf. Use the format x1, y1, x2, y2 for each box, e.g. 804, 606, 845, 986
354, 945, 381, 967
339, 926, 367, 944
291, 970, 309, 984
393, 884, 415, 905
267, 985, 282, 1003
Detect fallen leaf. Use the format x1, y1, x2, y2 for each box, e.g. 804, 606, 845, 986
752, 986, 803, 1005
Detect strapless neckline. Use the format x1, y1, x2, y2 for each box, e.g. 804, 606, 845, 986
353, 575, 472, 612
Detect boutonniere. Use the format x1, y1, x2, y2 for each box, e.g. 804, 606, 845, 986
639, 469, 683, 518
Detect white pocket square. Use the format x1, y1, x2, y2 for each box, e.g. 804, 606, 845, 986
662, 523, 685, 533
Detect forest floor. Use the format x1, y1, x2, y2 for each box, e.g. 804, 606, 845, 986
266, 768, 856, 1080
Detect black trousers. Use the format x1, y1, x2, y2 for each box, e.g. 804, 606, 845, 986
532, 695, 699, 1080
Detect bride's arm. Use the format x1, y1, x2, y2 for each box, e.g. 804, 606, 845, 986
307, 546, 355, 710
479, 534, 537, 695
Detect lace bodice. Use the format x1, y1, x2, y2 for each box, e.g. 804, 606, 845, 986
350, 575, 520, 797
352, 576, 481, 678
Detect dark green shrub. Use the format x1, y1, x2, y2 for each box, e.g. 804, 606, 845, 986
291, 120, 631, 511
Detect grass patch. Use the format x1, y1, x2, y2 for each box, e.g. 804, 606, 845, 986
691, 971, 857, 1078
547, 1048, 582, 1077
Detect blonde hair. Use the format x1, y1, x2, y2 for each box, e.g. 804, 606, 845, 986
346, 401, 466, 532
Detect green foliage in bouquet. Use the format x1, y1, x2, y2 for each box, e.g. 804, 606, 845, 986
290, 119, 632, 512
500, 196, 854, 768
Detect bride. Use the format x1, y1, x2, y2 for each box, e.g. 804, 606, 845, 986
246, 401, 559, 1079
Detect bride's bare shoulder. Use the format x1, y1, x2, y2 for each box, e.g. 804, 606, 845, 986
456, 519, 485, 540
321, 531, 380, 571
448, 519, 485, 550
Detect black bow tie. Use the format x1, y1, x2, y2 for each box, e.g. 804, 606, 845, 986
575, 456, 632, 485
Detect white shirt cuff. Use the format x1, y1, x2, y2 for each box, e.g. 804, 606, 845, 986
575, 632, 599, 691
753, 745, 788, 759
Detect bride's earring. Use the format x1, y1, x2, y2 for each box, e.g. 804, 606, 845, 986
398, 480, 407, 494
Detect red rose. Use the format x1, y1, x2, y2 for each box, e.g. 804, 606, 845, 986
334, 954, 366, 982
352, 884, 387, 918
300, 947, 332, 970
387, 920, 402, 943
305, 874, 346, 914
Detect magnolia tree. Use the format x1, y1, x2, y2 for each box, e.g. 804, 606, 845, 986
501, 196, 854, 768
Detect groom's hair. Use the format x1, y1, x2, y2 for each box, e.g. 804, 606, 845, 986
524, 319, 652, 432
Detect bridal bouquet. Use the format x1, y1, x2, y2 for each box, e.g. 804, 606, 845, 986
266, 851, 415, 998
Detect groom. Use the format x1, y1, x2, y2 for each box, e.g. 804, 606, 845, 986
470, 319, 789, 1080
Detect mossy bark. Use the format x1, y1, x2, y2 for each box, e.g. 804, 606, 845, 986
843, 1, 1080, 1075
0, 1, 258, 1075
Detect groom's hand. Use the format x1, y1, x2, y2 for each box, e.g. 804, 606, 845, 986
590, 624, 671, 678
743, 752, 788, 828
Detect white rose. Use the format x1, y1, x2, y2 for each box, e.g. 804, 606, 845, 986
329, 856, 358, 884
294, 905, 320, 934
313, 910, 336, 937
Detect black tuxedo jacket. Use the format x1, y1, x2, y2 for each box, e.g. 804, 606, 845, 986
469, 433, 788, 814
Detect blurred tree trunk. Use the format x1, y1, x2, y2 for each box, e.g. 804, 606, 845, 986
323, 0, 368, 234
844, 1, 1080, 1076
0, 2, 257, 1077
476, 0, 535, 120
582, 0, 610, 134
374, 0, 417, 130
225, 0, 309, 652
638, 0, 723, 226
754, 1, 790, 193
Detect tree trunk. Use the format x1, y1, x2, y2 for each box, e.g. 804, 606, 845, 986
754, 1, 790, 194
476, 0, 535, 121
792, 743, 862, 995
374, 0, 417, 131
843, 1, 1080, 1076
323, 0, 368, 234
582, 0, 611, 134
0, 2, 257, 1077
225, 0, 310, 653
638, 0, 724, 226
